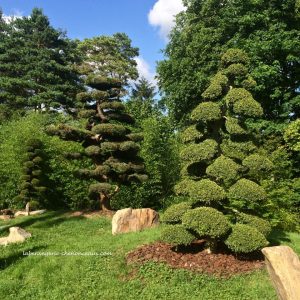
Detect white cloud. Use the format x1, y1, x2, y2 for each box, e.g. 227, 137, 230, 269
134, 56, 157, 86
148, 0, 185, 41
3, 10, 23, 24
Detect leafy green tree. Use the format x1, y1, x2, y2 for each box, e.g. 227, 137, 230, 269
77, 33, 139, 88
0, 113, 94, 210
0, 8, 81, 112
140, 116, 180, 208
284, 119, 300, 152
48, 74, 147, 210
158, 0, 300, 128
126, 77, 159, 125
161, 49, 271, 254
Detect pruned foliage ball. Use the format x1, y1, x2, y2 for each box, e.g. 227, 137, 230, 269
228, 178, 267, 203
225, 224, 268, 253
191, 102, 222, 122
242, 154, 273, 178
180, 139, 218, 164
161, 225, 195, 246
161, 202, 192, 224
182, 207, 231, 238
236, 212, 272, 237
206, 155, 241, 186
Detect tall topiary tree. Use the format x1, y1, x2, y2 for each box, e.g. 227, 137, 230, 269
48, 74, 147, 211
161, 49, 272, 254
15, 139, 47, 209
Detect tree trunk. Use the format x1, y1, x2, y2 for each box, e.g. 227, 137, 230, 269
100, 193, 111, 211
205, 239, 217, 254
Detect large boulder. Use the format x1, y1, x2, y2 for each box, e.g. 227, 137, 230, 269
0, 227, 32, 246
262, 246, 300, 300
112, 208, 159, 235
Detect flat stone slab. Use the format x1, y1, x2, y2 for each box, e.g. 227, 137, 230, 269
0, 215, 12, 221
262, 246, 300, 300
0, 227, 31, 246
14, 209, 46, 217
112, 208, 159, 235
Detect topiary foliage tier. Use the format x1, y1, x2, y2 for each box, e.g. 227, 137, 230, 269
162, 49, 272, 254
48, 75, 147, 210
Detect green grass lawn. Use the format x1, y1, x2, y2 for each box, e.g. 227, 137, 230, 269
0, 212, 299, 300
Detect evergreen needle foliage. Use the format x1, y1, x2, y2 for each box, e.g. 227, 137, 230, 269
162, 49, 272, 253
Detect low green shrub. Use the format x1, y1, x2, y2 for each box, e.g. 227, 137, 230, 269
161, 224, 195, 246
237, 212, 272, 237
225, 224, 268, 253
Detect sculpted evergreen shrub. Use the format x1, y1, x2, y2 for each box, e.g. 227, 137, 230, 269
242, 154, 273, 179
229, 179, 267, 204
225, 224, 268, 253
181, 125, 204, 143
182, 207, 230, 239
161, 225, 195, 246
190, 102, 221, 122
164, 49, 272, 254
48, 74, 147, 210
14, 139, 47, 208
161, 202, 191, 224
236, 213, 272, 237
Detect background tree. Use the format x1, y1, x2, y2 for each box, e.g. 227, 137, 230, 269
0, 8, 81, 112
77, 33, 139, 89
14, 139, 47, 209
161, 49, 272, 254
157, 0, 300, 128
126, 77, 159, 126
48, 74, 147, 210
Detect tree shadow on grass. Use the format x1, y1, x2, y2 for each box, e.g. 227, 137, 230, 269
268, 229, 291, 246
0, 211, 86, 232
0, 245, 46, 270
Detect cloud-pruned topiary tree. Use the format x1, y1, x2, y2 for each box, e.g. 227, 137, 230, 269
161, 49, 272, 254
48, 74, 147, 211
14, 139, 47, 209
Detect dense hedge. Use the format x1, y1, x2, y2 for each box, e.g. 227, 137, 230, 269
0, 113, 94, 210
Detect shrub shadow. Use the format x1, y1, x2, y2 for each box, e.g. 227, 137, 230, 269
0, 245, 46, 270
268, 229, 291, 246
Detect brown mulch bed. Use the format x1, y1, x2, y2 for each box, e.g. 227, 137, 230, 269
66, 210, 116, 219
126, 240, 265, 277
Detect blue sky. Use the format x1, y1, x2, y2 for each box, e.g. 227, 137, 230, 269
0, 0, 185, 84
